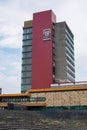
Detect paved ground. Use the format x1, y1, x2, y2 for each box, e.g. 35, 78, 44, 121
0, 109, 87, 129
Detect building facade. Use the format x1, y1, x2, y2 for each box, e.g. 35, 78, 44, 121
21, 10, 75, 93
0, 85, 87, 110
21, 21, 33, 93
54, 22, 75, 83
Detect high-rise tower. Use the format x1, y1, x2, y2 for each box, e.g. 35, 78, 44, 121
54, 22, 75, 83
21, 10, 75, 93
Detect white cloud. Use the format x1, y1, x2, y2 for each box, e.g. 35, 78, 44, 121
0, 49, 21, 93
0, 72, 21, 94
0, 65, 6, 71
0, 23, 22, 48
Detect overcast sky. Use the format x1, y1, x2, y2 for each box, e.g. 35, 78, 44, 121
0, 0, 87, 94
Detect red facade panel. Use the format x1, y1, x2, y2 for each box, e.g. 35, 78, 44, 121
32, 10, 56, 89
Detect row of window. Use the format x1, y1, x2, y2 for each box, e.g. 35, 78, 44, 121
0, 97, 46, 102
66, 42, 74, 57
66, 35, 74, 50
23, 27, 32, 34
65, 29, 74, 44
67, 73, 75, 82
30, 97, 46, 102
66, 55, 74, 66
22, 46, 32, 52
66, 47, 74, 60
22, 78, 32, 85
22, 72, 32, 78
66, 59, 75, 72
22, 65, 32, 71
22, 58, 32, 65
67, 66, 75, 78
21, 84, 32, 91
21, 27, 32, 92
22, 52, 32, 58
23, 34, 32, 40
67, 64, 75, 73
23, 40, 32, 46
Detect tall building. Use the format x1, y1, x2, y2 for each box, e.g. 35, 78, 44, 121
21, 10, 75, 93
54, 22, 75, 83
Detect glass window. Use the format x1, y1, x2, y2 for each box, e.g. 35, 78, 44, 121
67, 65, 75, 74
27, 29, 30, 33
23, 40, 32, 46
23, 27, 32, 34
26, 28, 32, 34
30, 98, 35, 102
66, 60, 75, 71
22, 71, 32, 78
2, 98, 6, 102
22, 65, 32, 71
67, 67, 75, 78
66, 47, 74, 60
21, 84, 31, 91
30, 33, 32, 39
65, 29, 73, 44
12, 98, 16, 102
23, 34, 32, 40
66, 35, 74, 50
23, 29, 27, 34
29, 97, 46, 102
66, 55, 74, 66
22, 58, 32, 65
66, 42, 74, 56
22, 77, 32, 84
67, 73, 75, 82
23, 35, 27, 40
23, 46, 32, 52
22, 52, 32, 58
29, 28, 32, 33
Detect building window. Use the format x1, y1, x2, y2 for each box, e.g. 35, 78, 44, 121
22, 46, 32, 52
29, 97, 46, 102
23, 40, 32, 46
22, 58, 32, 65
23, 27, 32, 34
22, 52, 32, 58
22, 65, 32, 71
22, 72, 32, 78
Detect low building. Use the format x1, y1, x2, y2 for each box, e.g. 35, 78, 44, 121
0, 84, 87, 110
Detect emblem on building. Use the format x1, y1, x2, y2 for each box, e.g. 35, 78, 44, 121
43, 28, 51, 40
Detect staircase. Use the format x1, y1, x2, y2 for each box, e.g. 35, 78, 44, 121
0, 109, 87, 130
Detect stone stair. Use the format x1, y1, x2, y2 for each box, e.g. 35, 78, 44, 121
0, 110, 87, 129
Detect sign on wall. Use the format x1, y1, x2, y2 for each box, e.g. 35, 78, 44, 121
43, 28, 51, 40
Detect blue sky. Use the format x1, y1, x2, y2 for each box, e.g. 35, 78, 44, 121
0, 0, 87, 93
